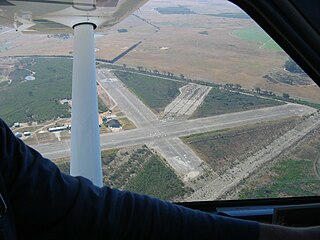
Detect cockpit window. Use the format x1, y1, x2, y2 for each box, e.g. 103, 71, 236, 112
1, 0, 319, 202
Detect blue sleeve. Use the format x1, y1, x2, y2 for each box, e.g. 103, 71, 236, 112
0, 119, 259, 240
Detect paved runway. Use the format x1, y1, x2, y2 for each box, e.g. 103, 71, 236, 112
31, 96, 316, 180
29, 68, 317, 181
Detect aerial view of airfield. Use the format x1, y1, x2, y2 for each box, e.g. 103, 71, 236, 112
1, 0, 320, 202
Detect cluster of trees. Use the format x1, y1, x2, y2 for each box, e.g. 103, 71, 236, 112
135, 65, 186, 80
284, 58, 304, 74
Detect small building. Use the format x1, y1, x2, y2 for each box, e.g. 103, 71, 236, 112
15, 132, 22, 138
48, 126, 68, 132
23, 131, 31, 137
105, 119, 122, 129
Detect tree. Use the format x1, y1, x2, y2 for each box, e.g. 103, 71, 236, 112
235, 84, 242, 89
255, 87, 261, 93
180, 74, 185, 80
283, 93, 290, 99
284, 58, 304, 73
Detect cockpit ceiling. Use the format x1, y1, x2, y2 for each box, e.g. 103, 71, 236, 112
0, 0, 149, 33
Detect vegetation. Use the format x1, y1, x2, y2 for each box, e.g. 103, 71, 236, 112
125, 154, 189, 200
56, 146, 191, 201
0, 81, 8, 88
192, 88, 283, 118
205, 12, 250, 19
240, 159, 320, 199
238, 129, 320, 199
232, 27, 282, 51
199, 31, 209, 35
114, 71, 186, 113
155, 6, 195, 15
0, 57, 72, 125
98, 97, 108, 113
117, 28, 128, 33
284, 58, 304, 73
182, 119, 299, 174
103, 146, 190, 201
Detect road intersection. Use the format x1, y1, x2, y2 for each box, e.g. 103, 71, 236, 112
31, 69, 317, 185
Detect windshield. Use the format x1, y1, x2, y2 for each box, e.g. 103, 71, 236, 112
1, 0, 319, 202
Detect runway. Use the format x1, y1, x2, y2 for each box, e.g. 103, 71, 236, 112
30, 68, 317, 181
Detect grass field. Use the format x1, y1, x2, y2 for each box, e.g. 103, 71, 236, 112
239, 159, 320, 199
237, 128, 320, 199
103, 146, 190, 201
205, 12, 250, 19
0, 57, 72, 125
155, 6, 195, 15
192, 88, 283, 118
125, 154, 189, 200
181, 119, 299, 174
55, 146, 190, 201
114, 71, 186, 113
232, 27, 282, 51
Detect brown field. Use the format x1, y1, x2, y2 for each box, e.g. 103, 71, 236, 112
0, 0, 319, 101
182, 118, 300, 175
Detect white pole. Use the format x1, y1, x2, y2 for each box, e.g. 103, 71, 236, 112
70, 23, 103, 187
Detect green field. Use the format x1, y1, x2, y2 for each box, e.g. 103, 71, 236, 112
232, 27, 282, 51
192, 88, 283, 118
103, 146, 190, 201
155, 6, 195, 15
0, 57, 73, 125
239, 159, 320, 199
125, 154, 189, 200
205, 12, 250, 19
114, 71, 186, 113
58, 147, 189, 201
238, 130, 320, 199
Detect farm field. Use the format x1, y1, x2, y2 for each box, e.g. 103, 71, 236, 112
0, 1, 319, 102
232, 27, 282, 51
114, 71, 186, 113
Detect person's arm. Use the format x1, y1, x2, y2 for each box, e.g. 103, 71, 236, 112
0, 118, 259, 239
259, 223, 320, 240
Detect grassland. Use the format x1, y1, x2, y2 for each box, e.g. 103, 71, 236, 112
192, 88, 283, 119
205, 12, 250, 19
56, 146, 190, 201
239, 159, 320, 199
0, 57, 72, 125
236, 127, 320, 199
114, 71, 186, 113
155, 6, 195, 15
181, 118, 299, 174
232, 27, 282, 51
104, 146, 190, 201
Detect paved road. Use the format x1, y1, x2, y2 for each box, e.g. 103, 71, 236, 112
29, 68, 317, 182
97, 69, 157, 127
31, 100, 316, 180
